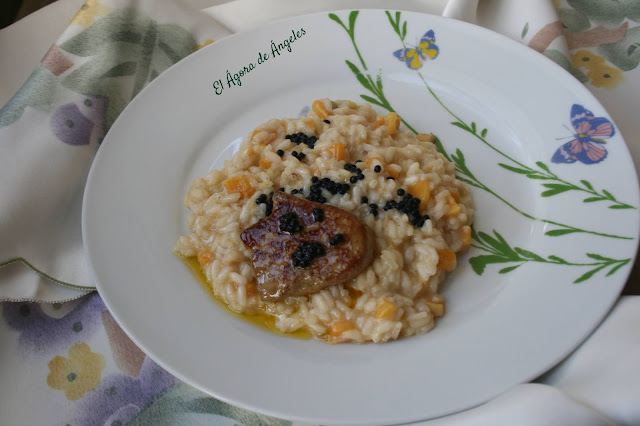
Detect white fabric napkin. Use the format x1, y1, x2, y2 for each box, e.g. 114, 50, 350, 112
0, 0, 232, 302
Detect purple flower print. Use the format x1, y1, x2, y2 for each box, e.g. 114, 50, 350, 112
3, 293, 105, 354
137, 356, 181, 398
78, 95, 108, 144
78, 95, 107, 121
104, 404, 141, 425
50, 103, 94, 146
70, 356, 179, 426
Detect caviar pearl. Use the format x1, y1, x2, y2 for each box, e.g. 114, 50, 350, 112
330, 234, 345, 246
292, 241, 325, 268
279, 212, 304, 234
312, 207, 324, 222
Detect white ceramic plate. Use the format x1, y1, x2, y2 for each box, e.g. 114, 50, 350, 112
82, 10, 640, 425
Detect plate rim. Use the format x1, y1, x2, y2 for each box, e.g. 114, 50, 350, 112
82, 9, 640, 425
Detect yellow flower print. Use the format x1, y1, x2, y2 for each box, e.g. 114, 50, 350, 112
571, 50, 624, 89
196, 39, 215, 50
587, 64, 624, 89
47, 343, 106, 401
71, 0, 110, 28
571, 50, 605, 69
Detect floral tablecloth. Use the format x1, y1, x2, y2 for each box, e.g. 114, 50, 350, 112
0, 294, 289, 425
1, 0, 639, 425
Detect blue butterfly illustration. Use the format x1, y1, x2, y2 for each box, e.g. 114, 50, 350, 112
393, 30, 439, 70
551, 104, 615, 165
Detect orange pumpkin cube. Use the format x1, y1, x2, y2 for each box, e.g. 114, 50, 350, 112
328, 143, 346, 161
223, 176, 255, 199
436, 249, 457, 271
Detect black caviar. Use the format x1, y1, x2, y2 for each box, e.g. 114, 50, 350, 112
344, 163, 363, 175
330, 234, 345, 246
361, 196, 368, 204
312, 207, 324, 222
384, 192, 430, 227
292, 241, 325, 268
344, 163, 358, 173
323, 119, 331, 124
285, 132, 318, 149
256, 192, 274, 216
307, 176, 346, 203
374, 165, 382, 173
276, 149, 284, 156
279, 212, 304, 234
291, 151, 306, 161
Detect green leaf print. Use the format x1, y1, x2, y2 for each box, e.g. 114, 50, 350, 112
556, 8, 591, 33
598, 26, 640, 71
470, 228, 632, 282
499, 264, 522, 274
469, 254, 514, 275
102, 61, 138, 78
541, 183, 574, 197
59, 9, 196, 131
567, 0, 640, 27
545, 228, 581, 237
331, 9, 636, 248
0, 66, 59, 127
130, 383, 291, 426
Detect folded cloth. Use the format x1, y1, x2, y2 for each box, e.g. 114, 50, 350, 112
427, 296, 640, 425
0, 0, 232, 302
1, 293, 638, 425
427, 384, 615, 425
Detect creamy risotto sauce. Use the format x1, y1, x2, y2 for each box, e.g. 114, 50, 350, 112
175, 99, 474, 343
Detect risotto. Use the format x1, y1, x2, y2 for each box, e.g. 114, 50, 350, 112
174, 99, 474, 343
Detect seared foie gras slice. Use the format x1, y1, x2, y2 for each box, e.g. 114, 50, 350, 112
241, 191, 375, 301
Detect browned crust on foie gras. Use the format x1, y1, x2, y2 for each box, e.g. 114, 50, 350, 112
241, 191, 376, 301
